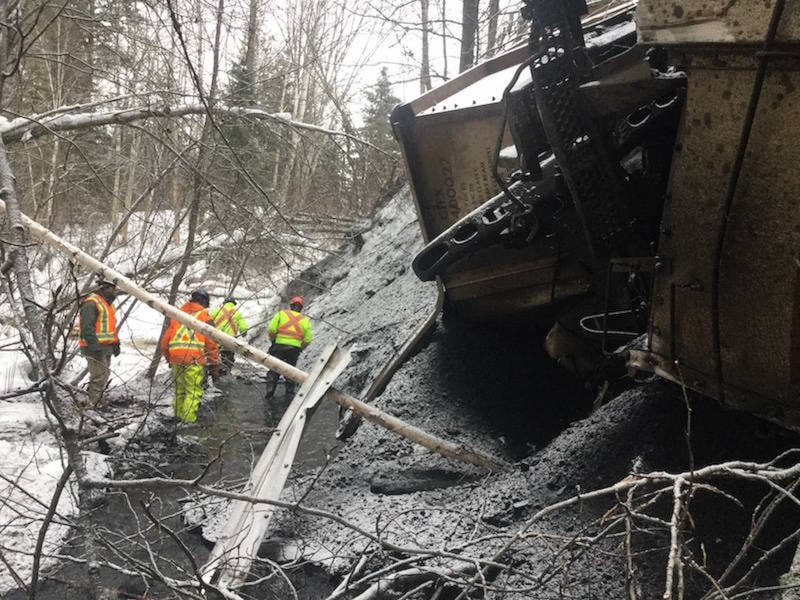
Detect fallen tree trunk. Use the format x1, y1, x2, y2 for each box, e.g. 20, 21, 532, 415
0, 199, 507, 472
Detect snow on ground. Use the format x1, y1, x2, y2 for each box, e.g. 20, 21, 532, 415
0, 399, 115, 593
0, 419, 72, 578
0, 182, 648, 596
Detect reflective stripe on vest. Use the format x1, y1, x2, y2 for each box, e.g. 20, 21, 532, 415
169, 311, 207, 353
213, 307, 238, 335
277, 309, 306, 340
79, 293, 118, 347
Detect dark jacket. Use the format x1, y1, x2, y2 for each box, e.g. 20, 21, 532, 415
79, 290, 118, 357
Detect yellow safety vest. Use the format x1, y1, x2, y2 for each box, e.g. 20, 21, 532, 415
213, 306, 239, 335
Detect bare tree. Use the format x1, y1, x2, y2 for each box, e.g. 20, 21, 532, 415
459, 0, 479, 72
485, 0, 500, 57
0, 1, 406, 594
419, 0, 433, 91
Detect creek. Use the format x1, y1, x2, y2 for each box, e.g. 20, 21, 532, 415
7, 370, 342, 600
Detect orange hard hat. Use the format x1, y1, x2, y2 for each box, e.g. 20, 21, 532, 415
290, 296, 304, 307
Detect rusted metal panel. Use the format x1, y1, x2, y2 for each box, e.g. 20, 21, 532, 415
641, 51, 800, 421
392, 46, 529, 243
451, 278, 594, 321
647, 54, 753, 398
636, 0, 800, 45
393, 109, 520, 242
442, 248, 592, 319
392, 5, 653, 320
401, 110, 516, 242
391, 45, 588, 317
718, 63, 800, 413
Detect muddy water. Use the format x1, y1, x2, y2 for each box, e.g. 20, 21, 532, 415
7, 375, 341, 600
175, 374, 342, 478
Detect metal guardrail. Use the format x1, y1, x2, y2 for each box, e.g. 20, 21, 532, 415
200, 342, 352, 591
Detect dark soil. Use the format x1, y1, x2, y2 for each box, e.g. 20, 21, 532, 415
255, 187, 800, 600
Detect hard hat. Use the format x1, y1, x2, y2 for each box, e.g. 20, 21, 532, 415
97, 275, 116, 287
191, 288, 211, 306
224, 297, 237, 305
290, 296, 304, 308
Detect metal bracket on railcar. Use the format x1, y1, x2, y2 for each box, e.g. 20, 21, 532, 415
526, 0, 635, 256
412, 158, 559, 282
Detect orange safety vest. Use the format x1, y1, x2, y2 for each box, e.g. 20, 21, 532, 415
79, 293, 119, 347
213, 306, 239, 335
276, 309, 306, 342
168, 310, 211, 365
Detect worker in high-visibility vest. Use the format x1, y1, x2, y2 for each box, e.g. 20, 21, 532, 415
78, 278, 121, 408
210, 297, 249, 377
264, 296, 313, 399
160, 289, 220, 423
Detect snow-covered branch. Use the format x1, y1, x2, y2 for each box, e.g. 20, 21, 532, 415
0, 103, 380, 148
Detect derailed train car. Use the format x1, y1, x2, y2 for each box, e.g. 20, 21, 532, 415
391, 0, 800, 428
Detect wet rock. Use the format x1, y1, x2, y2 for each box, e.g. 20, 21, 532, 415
512, 500, 530, 516
482, 510, 512, 528
369, 468, 477, 495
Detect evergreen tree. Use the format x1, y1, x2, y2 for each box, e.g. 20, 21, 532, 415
360, 67, 401, 157
351, 67, 402, 215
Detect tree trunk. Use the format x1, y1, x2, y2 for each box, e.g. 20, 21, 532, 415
0, 137, 107, 600
111, 26, 124, 230
44, 137, 61, 228
420, 0, 432, 92
171, 126, 182, 245
271, 74, 288, 192
0, 0, 8, 102
441, 0, 448, 80
487, 0, 500, 57
121, 129, 140, 241
244, 0, 259, 77
460, 0, 479, 73
278, 38, 311, 207
111, 126, 123, 225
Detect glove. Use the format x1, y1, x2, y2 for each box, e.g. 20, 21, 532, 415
112, 343, 121, 357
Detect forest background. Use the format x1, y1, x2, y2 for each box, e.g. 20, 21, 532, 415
0, 0, 529, 389
0, 0, 526, 254
6, 4, 800, 600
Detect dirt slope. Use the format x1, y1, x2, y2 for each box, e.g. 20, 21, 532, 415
263, 185, 800, 599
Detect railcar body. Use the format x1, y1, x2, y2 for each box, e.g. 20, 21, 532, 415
391, 0, 800, 427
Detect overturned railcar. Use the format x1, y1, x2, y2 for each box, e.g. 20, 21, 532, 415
391, 0, 800, 428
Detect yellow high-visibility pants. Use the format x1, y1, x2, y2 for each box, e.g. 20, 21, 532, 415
171, 363, 205, 423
